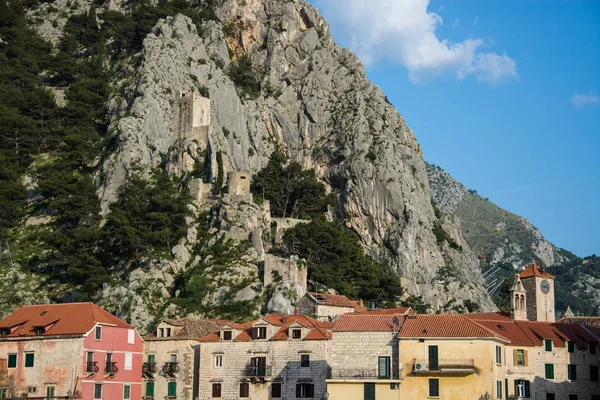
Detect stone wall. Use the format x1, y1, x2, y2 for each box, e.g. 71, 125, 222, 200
261, 254, 307, 290
522, 277, 539, 321
270, 218, 310, 245
226, 171, 251, 195
329, 331, 399, 378
198, 337, 329, 400
144, 338, 197, 400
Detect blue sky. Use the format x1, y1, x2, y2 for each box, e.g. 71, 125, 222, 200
310, 0, 599, 257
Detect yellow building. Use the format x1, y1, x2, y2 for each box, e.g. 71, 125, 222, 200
398, 313, 509, 400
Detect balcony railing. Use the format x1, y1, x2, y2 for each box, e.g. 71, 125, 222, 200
143, 362, 157, 376
327, 368, 399, 380
243, 365, 272, 377
86, 361, 99, 374
413, 359, 475, 374
162, 362, 180, 376
105, 362, 118, 375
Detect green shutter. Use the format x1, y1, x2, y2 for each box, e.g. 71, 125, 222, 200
567, 341, 575, 352
568, 364, 577, 380
123, 384, 131, 399
7, 354, 17, 368
168, 382, 177, 397
545, 339, 552, 351
378, 356, 390, 379
148, 354, 155, 363
545, 364, 554, 379
363, 383, 375, 400
25, 353, 34, 368
146, 381, 155, 397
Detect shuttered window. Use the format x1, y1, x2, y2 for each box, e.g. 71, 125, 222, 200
212, 383, 222, 398
93, 384, 102, 399
168, 382, 177, 397
568, 364, 577, 380
378, 356, 390, 379
128, 329, 135, 344
545, 339, 552, 351
125, 353, 132, 370
145, 382, 154, 397
514, 349, 527, 366
514, 380, 530, 398
591, 365, 599, 381
567, 341, 575, 352
545, 364, 554, 379
496, 381, 502, 399
239, 382, 249, 398
496, 346, 502, 364
123, 384, 131, 400
271, 383, 282, 398
25, 353, 34, 368
429, 379, 439, 397
364, 383, 375, 400
7, 354, 17, 369
296, 383, 314, 398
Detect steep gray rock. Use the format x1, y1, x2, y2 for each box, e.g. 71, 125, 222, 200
95, 0, 495, 313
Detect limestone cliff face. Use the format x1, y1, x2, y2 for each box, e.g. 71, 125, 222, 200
95, 0, 495, 313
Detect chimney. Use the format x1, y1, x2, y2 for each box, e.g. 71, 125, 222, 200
359, 299, 364, 308
407, 310, 417, 319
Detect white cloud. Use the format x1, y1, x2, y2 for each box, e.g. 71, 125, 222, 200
313, 0, 517, 84
570, 93, 600, 109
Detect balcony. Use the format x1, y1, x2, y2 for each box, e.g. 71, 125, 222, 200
162, 362, 180, 376
327, 368, 400, 380
243, 365, 272, 378
143, 362, 157, 377
105, 362, 118, 375
86, 361, 99, 375
413, 359, 475, 375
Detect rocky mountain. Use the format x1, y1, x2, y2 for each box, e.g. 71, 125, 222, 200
0, 0, 497, 332
426, 162, 599, 316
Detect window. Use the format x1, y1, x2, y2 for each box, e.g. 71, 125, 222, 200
166, 328, 171, 337
301, 354, 310, 368
296, 383, 314, 398
7, 354, 16, 369
125, 352, 132, 370
515, 349, 526, 366
145, 382, 155, 397
429, 378, 439, 397
514, 380, 530, 398
87, 352, 94, 363
591, 343, 597, 354
94, 383, 102, 399
123, 384, 131, 400
170, 354, 178, 363
0, 389, 6, 399
568, 341, 575, 353
148, 354, 155, 363
28, 387, 37, 393
25, 353, 34, 368
253, 327, 267, 339
215, 355, 223, 368
364, 383, 375, 400
292, 329, 302, 339
271, 382, 282, 398
222, 330, 232, 341
546, 394, 555, 400
159, 328, 164, 338
239, 382, 249, 398
568, 364, 577, 380
496, 346, 502, 364
46, 386, 55, 400
127, 329, 135, 344
497, 381, 502, 399
545, 364, 554, 379
378, 356, 390, 379
428, 345, 439, 371
591, 365, 599, 381
568, 395, 578, 400
212, 383, 221, 398
168, 382, 177, 397
545, 339, 552, 351
106, 353, 113, 364
95, 326, 102, 340
591, 395, 600, 400
390, 383, 399, 390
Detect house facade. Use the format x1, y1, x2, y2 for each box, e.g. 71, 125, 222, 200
0, 303, 143, 400
142, 318, 223, 400
198, 315, 331, 400
296, 292, 367, 322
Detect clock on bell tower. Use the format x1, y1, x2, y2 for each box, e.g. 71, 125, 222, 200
518, 259, 555, 322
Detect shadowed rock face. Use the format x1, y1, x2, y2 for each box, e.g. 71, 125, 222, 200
94, 0, 496, 313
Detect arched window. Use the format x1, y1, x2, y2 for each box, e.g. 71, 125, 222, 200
515, 294, 520, 309
520, 295, 525, 310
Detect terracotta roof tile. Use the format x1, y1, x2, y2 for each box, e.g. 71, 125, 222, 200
146, 318, 224, 341
514, 321, 568, 347
271, 327, 288, 341
333, 314, 404, 332
307, 292, 362, 308
553, 323, 598, 349
304, 326, 331, 340
198, 332, 221, 342
398, 314, 507, 340
352, 307, 411, 316
467, 312, 513, 321
559, 316, 600, 328
0, 303, 131, 338
519, 262, 554, 279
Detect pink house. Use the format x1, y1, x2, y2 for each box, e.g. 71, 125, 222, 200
0, 303, 143, 400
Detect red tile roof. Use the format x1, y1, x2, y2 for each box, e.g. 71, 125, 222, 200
398, 314, 508, 340
352, 307, 411, 316
0, 303, 131, 338
466, 312, 513, 321
333, 314, 404, 332
519, 262, 554, 279
559, 316, 600, 328
515, 321, 568, 347
144, 318, 224, 341
307, 292, 366, 311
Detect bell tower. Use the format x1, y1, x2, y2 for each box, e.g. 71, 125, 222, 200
519, 259, 555, 322
510, 274, 528, 321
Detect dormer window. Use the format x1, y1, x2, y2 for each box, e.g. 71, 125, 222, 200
34, 326, 45, 335
292, 329, 302, 339
253, 327, 267, 339
166, 328, 172, 337
0, 328, 9, 337
222, 330, 233, 341
158, 328, 164, 338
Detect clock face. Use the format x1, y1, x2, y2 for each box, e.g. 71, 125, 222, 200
540, 279, 550, 294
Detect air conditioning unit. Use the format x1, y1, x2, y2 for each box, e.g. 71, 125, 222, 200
415, 362, 427, 371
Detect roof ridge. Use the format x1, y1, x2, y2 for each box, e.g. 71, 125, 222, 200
464, 315, 508, 340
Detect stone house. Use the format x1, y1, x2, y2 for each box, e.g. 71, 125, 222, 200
142, 318, 224, 400
296, 292, 368, 322
0, 303, 143, 400
326, 312, 405, 400
398, 313, 510, 400
198, 315, 331, 400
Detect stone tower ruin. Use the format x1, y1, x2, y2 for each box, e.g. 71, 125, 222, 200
173, 91, 211, 173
